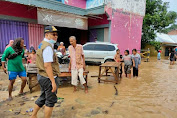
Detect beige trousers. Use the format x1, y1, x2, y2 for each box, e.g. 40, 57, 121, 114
71, 68, 86, 86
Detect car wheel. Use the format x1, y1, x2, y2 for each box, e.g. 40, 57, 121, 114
105, 59, 114, 63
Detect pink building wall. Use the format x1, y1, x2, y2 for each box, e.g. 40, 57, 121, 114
105, 7, 143, 54
65, 0, 86, 9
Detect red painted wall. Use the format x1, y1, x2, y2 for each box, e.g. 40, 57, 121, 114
88, 14, 109, 27
106, 8, 143, 54
0, 1, 37, 19
65, 0, 86, 9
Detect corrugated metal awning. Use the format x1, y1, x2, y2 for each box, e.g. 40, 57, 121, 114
155, 33, 175, 43
4, 0, 105, 16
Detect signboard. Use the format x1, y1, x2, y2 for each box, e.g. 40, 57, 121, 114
37, 8, 88, 30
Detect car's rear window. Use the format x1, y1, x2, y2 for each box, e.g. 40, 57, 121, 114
107, 45, 115, 51
83, 44, 95, 50
94, 44, 109, 51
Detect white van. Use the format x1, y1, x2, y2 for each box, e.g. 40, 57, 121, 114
83, 42, 118, 63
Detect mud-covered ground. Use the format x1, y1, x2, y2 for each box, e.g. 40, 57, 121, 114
0, 58, 177, 118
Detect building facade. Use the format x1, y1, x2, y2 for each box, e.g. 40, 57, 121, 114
0, 0, 146, 54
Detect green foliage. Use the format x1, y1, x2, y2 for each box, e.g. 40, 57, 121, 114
163, 24, 177, 33
149, 41, 161, 51
142, 0, 177, 48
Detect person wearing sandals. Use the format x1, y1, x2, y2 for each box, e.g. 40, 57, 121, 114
31, 26, 60, 118
1, 38, 27, 101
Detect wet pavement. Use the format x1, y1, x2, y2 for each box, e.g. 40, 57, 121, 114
0, 58, 177, 118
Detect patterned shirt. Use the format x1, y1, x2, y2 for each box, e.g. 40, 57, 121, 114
122, 55, 132, 66
69, 44, 84, 70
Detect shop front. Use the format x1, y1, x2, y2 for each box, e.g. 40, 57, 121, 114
37, 8, 89, 48
0, 1, 44, 52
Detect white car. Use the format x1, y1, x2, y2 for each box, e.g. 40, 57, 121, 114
83, 42, 118, 63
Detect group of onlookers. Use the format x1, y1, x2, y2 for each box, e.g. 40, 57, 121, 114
114, 49, 141, 79
157, 47, 177, 65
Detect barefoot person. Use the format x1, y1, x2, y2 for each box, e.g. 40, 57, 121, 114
122, 50, 132, 79
68, 36, 88, 93
132, 49, 141, 78
31, 26, 60, 118
1, 38, 27, 100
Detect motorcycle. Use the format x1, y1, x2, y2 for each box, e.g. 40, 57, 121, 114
56, 51, 70, 64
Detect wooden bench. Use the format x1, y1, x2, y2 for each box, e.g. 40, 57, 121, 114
26, 64, 89, 93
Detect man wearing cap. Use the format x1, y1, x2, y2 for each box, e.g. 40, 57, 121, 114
31, 26, 60, 118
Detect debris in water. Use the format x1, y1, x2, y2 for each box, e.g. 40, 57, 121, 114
9, 109, 13, 112
57, 97, 64, 100
56, 104, 61, 107
71, 106, 75, 110
114, 85, 118, 95
91, 109, 100, 115
110, 102, 115, 107
26, 108, 33, 113
103, 110, 109, 114
31, 97, 35, 101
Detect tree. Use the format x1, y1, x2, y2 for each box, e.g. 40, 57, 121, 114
163, 24, 177, 33
149, 41, 161, 51
142, 0, 177, 48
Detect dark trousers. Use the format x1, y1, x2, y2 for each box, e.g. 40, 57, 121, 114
133, 67, 138, 77
35, 74, 60, 107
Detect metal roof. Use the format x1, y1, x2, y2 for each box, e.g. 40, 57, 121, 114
169, 35, 177, 43
4, 0, 105, 16
155, 33, 175, 43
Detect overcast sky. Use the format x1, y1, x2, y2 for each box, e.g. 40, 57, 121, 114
162, 0, 177, 12
162, 0, 177, 24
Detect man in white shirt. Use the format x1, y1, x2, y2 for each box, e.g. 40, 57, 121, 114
31, 26, 60, 118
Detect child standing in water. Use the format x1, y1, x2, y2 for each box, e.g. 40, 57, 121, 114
27, 49, 36, 64
114, 49, 123, 77
122, 50, 132, 79
157, 51, 161, 60
114, 49, 121, 62
132, 49, 141, 78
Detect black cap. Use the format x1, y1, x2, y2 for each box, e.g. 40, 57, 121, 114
45, 26, 58, 33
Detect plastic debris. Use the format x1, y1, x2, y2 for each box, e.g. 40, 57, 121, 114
9, 109, 13, 112
57, 97, 64, 100
26, 108, 34, 113
31, 97, 35, 101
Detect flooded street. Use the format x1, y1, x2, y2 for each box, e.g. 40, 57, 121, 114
0, 58, 177, 118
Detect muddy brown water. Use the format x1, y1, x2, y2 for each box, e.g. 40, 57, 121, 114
0, 58, 177, 118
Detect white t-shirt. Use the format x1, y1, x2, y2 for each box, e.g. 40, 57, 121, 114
42, 38, 54, 63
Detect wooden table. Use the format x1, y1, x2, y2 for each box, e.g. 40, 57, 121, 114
98, 62, 121, 84
26, 64, 89, 93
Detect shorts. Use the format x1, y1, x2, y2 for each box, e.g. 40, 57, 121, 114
35, 74, 60, 107
71, 68, 86, 86
124, 65, 131, 74
8, 71, 27, 80
170, 58, 175, 61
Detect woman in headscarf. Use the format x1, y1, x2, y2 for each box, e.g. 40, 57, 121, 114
5, 40, 14, 50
